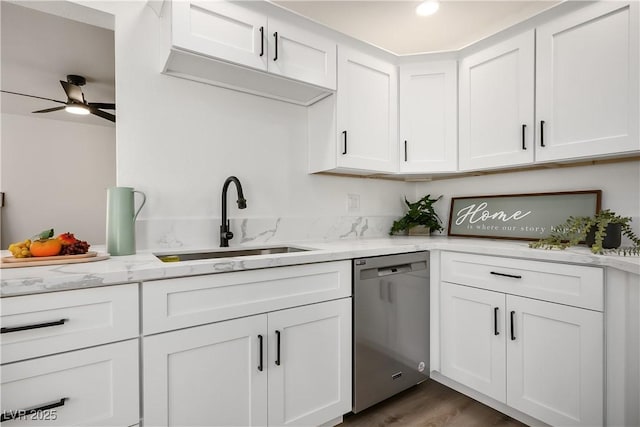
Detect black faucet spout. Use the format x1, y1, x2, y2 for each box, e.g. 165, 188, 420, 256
220, 176, 247, 247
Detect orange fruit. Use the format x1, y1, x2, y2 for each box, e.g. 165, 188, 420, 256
30, 238, 62, 257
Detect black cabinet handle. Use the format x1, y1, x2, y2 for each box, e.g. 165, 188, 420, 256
259, 27, 264, 57
1, 318, 68, 334
522, 124, 527, 150
490, 271, 522, 279
257, 335, 264, 372
275, 330, 281, 366
494, 307, 499, 336
510, 311, 516, 341
342, 130, 347, 155
0, 397, 68, 422
404, 140, 408, 162
273, 32, 278, 61
540, 120, 545, 147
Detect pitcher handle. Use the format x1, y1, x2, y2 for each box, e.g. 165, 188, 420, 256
133, 191, 147, 221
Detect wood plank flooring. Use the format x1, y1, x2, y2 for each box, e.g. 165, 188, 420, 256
339, 380, 527, 427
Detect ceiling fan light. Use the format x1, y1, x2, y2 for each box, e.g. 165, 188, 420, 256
416, 0, 439, 16
65, 103, 90, 115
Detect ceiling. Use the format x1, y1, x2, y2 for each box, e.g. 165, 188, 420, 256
0, 1, 115, 127
274, 1, 560, 54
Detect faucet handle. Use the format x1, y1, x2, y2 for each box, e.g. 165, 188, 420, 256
224, 220, 233, 240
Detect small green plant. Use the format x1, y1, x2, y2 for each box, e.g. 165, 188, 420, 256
390, 194, 443, 235
529, 209, 640, 255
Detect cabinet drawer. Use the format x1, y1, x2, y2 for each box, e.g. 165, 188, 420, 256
1, 284, 139, 364
441, 252, 603, 311
143, 261, 351, 335
1, 340, 139, 426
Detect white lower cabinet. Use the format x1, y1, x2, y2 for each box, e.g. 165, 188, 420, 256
143, 298, 351, 426
506, 295, 603, 426
440, 282, 506, 403
1, 339, 139, 426
143, 315, 268, 426
441, 280, 603, 426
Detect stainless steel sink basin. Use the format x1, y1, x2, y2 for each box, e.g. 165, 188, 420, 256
155, 246, 310, 262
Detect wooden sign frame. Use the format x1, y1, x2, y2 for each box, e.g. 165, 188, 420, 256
447, 190, 602, 241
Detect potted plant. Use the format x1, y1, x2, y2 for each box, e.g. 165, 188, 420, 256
529, 209, 640, 255
390, 195, 444, 236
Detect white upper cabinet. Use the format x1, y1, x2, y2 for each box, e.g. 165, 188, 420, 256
535, 1, 640, 161
308, 46, 398, 174
163, 1, 336, 105
459, 1, 639, 172
267, 17, 337, 90
399, 61, 458, 173
171, 1, 268, 71
459, 30, 535, 171
336, 46, 398, 173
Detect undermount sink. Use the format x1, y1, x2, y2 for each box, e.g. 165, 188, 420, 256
155, 246, 310, 262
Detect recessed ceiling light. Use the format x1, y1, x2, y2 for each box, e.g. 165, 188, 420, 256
416, 0, 440, 17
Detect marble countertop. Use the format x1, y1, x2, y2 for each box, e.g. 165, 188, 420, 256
1, 236, 638, 297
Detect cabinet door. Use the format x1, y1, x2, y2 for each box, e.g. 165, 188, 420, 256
459, 30, 535, 171
268, 299, 351, 426
536, 2, 639, 161
337, 46, 398, 173
1, 340, 138, 426
399, 61, 458, 173
143, 315, 268, 427
440, 282, 506, 402
171, 1, 268, 70
507, 295, 603, 427
267, 17, 336, 90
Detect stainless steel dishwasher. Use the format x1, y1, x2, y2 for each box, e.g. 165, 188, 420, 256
353, 251, 430, 413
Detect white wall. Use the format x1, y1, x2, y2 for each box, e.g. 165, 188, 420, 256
415, 161, 640, 240
0, 113, 116, 246
104, 2, 412, 249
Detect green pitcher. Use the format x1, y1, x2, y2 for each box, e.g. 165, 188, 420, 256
106, 187, 146, 256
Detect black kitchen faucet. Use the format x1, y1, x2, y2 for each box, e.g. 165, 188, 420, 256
220, 176, 247, 247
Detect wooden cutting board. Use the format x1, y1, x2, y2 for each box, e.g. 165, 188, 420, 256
0, 252, 110, 268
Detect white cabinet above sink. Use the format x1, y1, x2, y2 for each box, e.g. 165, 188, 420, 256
158, 0, 337, 106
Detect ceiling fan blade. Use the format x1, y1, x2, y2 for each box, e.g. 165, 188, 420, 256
60, 80, 84, 103
1, 89, 65, 104
88, 102, 115, 110
89, 107, 116, 123
32, 106, 66, 114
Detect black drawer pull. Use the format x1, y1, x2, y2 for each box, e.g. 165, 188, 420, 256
490, 271, 522, 279
521, 124, 527, 150
1, 318, 68, 334
540, 120, 545, 147
494, 307, 499, 336
275, 330, 281, 366
258, 335, 264, 372
404, 140, 408, 161
510, 311, 516, 341
273, 32, 278, 61
342, 130, 348, 155
1, 397, 68, 422
259, 26, 264, 57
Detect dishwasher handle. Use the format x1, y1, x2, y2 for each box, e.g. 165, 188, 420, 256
358, 260, 427, 280
377, 263, 412, 277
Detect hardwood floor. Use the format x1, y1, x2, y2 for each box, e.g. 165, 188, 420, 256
340, 380, 527, 427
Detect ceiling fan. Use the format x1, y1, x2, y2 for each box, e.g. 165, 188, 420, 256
0, 74, 115, 123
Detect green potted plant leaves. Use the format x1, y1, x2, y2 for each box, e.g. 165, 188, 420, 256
529, 209, 640, 255
390, 195, 444, 236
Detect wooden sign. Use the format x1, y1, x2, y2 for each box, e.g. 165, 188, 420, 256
448, 190, 601, 240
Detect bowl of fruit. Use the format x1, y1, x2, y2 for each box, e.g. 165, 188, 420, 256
3, 229, 108, 268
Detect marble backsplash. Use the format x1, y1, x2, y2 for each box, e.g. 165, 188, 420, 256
136, 216, 401, 250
